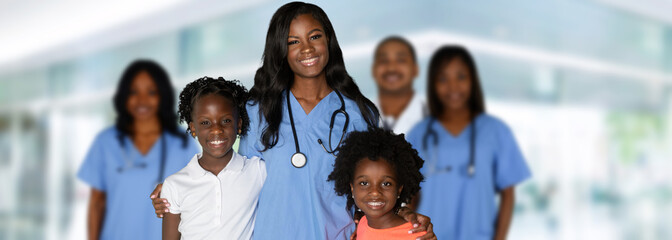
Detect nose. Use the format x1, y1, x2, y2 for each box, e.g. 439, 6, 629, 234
211, 123, 224, 134
369, 185, 383, 197
300, 42, 314, 54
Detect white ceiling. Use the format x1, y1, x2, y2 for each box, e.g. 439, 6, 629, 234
0, 0, 268, 71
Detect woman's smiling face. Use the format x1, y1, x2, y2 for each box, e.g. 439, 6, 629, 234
435, 57, 472, 112
126, 71, 160, 121
286, 14, 329, 81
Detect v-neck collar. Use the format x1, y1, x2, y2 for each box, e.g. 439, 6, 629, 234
433, 116, 477, 140
123, 132, 163, 159
287, 90, 337, 124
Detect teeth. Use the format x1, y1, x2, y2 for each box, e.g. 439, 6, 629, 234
301, 58, 318, 65
367, 202, 384, 206
210, 140, 224, 144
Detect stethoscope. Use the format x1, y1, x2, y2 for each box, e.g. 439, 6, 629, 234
287, 89, 349, 168
117, 134, 167, 184
422, 117, 476, 177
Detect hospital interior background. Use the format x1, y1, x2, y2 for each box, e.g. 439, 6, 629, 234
1, 0, 671, 239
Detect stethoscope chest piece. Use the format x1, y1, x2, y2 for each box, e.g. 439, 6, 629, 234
291, 152, 307, 168
468, 165, 475, 177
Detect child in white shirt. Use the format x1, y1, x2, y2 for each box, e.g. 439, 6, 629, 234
161, 77, 266, 240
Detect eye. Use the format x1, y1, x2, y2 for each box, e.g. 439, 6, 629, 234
288, 40, 299, 45
223, 119, 232, 124
148, 90, 158, 96
382, 182, 393, 187
200, 120, 210, 126
457, 73, 468, 81
129, 90, 137, 95
358, 181, 368, 186
310, 34, 322, 40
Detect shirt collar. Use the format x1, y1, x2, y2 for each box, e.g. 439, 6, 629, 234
185, 151, 244, 179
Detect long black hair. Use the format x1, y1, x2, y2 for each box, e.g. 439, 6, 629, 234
249, 2, 379, 150
427, 45, 486, 119
112, 59, 188, 147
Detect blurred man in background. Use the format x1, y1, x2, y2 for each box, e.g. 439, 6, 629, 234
371, 36, 427, 134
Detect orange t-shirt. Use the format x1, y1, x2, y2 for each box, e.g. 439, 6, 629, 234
356, 216, 426, 240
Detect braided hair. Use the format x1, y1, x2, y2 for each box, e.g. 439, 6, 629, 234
178, 77, 250, 136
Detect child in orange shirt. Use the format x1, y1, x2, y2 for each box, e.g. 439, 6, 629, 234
328, 128, 426, 239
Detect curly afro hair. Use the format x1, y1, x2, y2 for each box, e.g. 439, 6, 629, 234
178, 76, 250, 136
328, 127, 424, 211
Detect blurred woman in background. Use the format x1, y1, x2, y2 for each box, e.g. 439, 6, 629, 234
78, 60, 199, 240
406, 46, 531, 240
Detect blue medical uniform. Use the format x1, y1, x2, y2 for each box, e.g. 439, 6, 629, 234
406, 114, 531, 240
239, 91, 370, 240
77, 127, 199, 240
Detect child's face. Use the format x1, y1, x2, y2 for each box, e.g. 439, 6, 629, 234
287, 14, 329, 81
189, 94, 241, 161
126, 71, 160, 121
435, 57, 472, 112
372, 41, 418, 94
350, 158, 403, 220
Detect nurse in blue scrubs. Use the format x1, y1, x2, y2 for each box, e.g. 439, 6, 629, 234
240, 3, 434, 239
78, 60, 199, 240
406, 46, 531, 240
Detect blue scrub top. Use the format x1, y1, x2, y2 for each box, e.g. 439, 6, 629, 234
77, 127, 199, 240
406, 114, 531, 240
239, 91, 370, 240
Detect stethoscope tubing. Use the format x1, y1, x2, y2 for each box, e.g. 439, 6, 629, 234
287, 89, 348, 167
423, 117, 476, 177
117, 133, 167, 184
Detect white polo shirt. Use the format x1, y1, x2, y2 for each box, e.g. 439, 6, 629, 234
374, 93, 428, 135
161, 151, 266, 240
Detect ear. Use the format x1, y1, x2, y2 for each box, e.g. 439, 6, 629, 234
350, 183, 354, 196
411, 63, 419, 79
238, 117, 243, 130
188, 122, 195, 137
398, 185, 404, 197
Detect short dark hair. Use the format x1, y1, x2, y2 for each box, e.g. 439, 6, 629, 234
328, 128, 424, 211
427, 45, 486, 119
112, 59, 188, 147
374, 36, 417, 63
177, 77, 250, 136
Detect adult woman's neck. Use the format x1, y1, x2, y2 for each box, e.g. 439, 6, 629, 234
439, 107, 472, 137
290, 75, 332, 114
440, 107, 471, 123
133, 117, 162, 135
131, 117, 162, 155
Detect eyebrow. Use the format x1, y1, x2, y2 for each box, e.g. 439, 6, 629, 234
353, 175, 397, 181
288, 28, 323, 39
383, 175, 397, 180
195, 113, 235, 118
